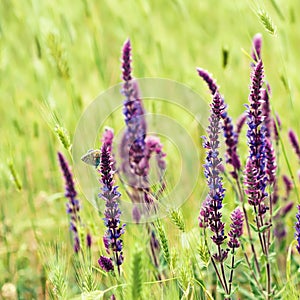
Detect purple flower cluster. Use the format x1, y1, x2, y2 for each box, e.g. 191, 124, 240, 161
236, 113, 247, 136
143, 136, 167, 176
121, 39, 147, 178
262, 85, 272, 138
228, 208, 244, 249
288, 129, 300, 161
197, 68, 241, 178
295, 205, 300, 254
265, 138, 277, 185
120, 39, 166, 214
283, 175, 293, 200
98, 255, 114, 273
197, 68, 218, 95
244, 60, 268, 215
98, 133, 126, 274
58, 152, 81, 253
223, 112, 241, 177
199, 87, 227, 261
251, 33, 262, 64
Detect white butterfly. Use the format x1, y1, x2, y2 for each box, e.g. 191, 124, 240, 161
81, 149, 101, 168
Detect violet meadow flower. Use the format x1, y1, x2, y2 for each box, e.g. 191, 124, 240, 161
86, 232, 92, 249
244, 60, 268, 215
282, 201, 294, 216
251, 33, 262, 64
199, 88, 227, 261
57, 152, 81, 253
295, 205, 300, 254
197, 77, 232, 296
223, 112, 241, 178
120, 39, 147, 178
288, 129, 300, 161
98, 133, 126, 274
98, 255, 114, 272
235, 113, 247, 149
197, 68, 240, 178
102, 127, 114, 151
143, 136, 167, 177
119, 39, 166, 213
228, 208, 244, 249
199, 197, 211, 229
197, 68, 218, 95
119, 39, 165, 278
262, 85, 272, 138
283, 175, 293, 201
236, 113, 247, 136
265, 138, 277, 185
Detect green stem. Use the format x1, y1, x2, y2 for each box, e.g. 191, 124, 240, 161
236, 178, 261, 274
227, 248, 235, 299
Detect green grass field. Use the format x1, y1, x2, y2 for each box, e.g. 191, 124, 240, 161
1, 1, 300, 299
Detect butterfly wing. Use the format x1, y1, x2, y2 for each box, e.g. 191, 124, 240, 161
81, 149, 101, 167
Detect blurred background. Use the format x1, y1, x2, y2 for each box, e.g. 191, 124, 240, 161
1, 0, 299, 298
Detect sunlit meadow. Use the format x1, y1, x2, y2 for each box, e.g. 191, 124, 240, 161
1, 1, 300, 299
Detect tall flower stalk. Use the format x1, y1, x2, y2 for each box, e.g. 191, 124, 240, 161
227, 208, 244, 297
295, 205, 300, 254
198, 70, 244, 297
244, 59, 274, 298
288, 129, 300, 162
121, 39, 147, 181
119, 39, 166, 277
197, 69, 240, 179
120, 39, 166, 213
197, 68, 260, 280
58, 152, 81, 253
198, 87, 229, 295
98, 130, 125, 275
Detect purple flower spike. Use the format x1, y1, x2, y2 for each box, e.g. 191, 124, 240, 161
86, 233, 92, 248
142, 136, 167, 176
262, 85, 272, 138
265, 138, 277, 185
58, 152, 77, 200
228, 208, 244, 249
283, 175, 293, 200
244, 60, 268, 214
197, 68, 219, 95
251, 33, 262, 64
102, 127, 114, 151
223, 112, 241, 178
282, 201, 294, 217
197, 69, 228, 262
122, 39, 132, 82
120, 40, 147, 178
295, 205, 300, 254
235, 113, 247, 148
98, 256, 114, 272
99, 133, 126, 273
236, 113, 247, 135
288, 129, 300, 161
199, 197, 211, 228
58, 152, 81, 253
200, 90, 227, 259
197, 68, 240, 178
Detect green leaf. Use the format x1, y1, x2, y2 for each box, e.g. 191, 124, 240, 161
259, 224, 271, 233
225, 259, 243, 270
286, 240, 297, 282
250, 223, 259, 233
